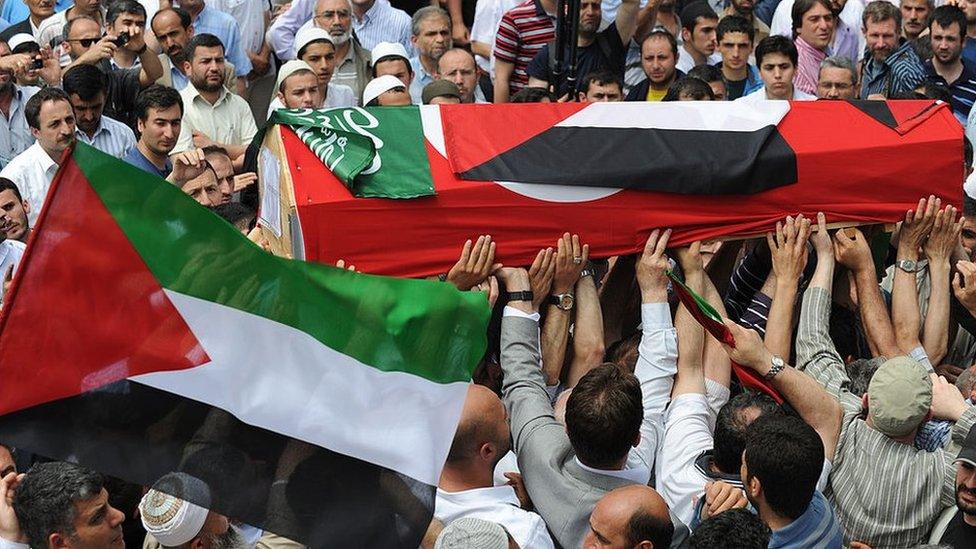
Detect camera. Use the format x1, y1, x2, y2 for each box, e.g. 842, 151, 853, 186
30, 57, 42, 70
113, 32, 130, 47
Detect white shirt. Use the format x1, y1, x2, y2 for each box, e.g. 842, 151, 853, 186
74, 115, 136, 158
676, 49, 722, 74
0, 85, 39, 169
265, 83, 358, 118
208, 0, 268, 55
735, 86, 818, 102
657, 393, 720, 526
0, 141, 59, 225
0, 239, 25, 302
175, 84, 258, 153
435, 486, 556, 549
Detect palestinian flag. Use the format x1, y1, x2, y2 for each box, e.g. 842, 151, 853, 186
666, 271, 784, 404
0, 143, 490, 546
267, 100, 962, 277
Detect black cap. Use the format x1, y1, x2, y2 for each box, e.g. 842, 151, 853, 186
957, 424, 976, 467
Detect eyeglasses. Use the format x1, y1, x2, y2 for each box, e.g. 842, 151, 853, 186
314, 9, 350, 20
67, 37, 100, 47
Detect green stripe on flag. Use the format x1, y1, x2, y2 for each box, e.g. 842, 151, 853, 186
270, 107, 435, 199
667, 270, 723, 323
73, 143, 486, 384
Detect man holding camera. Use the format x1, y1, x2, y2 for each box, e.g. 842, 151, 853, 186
62, 1, 162, 127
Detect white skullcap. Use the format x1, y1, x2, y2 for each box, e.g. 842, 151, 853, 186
294, 26, 334, 57
139, 473, 211, 547
7, 33, 37, 51
362, 74, 406, 105
434, 518, 509, 549
370, 41, 409, 64
966, 169, 976, 201
275, 60, 315, 92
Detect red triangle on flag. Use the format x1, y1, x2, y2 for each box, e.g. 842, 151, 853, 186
0, 155, 209, 416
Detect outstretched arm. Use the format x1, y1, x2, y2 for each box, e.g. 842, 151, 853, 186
764, 214, 811, 361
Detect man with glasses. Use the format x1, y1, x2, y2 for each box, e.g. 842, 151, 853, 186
816, 55, 857, 99
61, 11, 162, 127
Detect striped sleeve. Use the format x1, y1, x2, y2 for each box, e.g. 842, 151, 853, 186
796, 287, 860, 411
890, 53, 927, 96
494, 12, 520, 63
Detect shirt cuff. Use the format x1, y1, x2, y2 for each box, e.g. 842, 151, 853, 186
503, 306, 540, 322
641, 302, 673, 330
909, 346, 934, 372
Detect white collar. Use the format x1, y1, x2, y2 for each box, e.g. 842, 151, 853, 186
436, 485, 521, 506
574, 457, 649, 484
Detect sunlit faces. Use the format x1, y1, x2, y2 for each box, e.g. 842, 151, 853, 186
641, 35, 677, 86
816, 65, 856, 99
864, 18, 900, 63
278, 70, 322, 109
796, 2, 835, 50
137, 104, 183, 157
299, 40, 337, 87
32, 99, 75, 157
759, 51, 796, 99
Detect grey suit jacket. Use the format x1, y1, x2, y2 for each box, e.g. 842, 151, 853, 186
500, 313, 689, 549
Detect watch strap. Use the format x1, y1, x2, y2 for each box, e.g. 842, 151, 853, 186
505, 290, 534, 303
764, 356, 786, 381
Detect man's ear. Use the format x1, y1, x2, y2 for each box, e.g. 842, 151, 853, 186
681, 28, 691, 43
50, 532, 69, 549
22, 199, 30, 214
862, 393, 869, 411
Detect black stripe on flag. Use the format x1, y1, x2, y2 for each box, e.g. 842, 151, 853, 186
460, 126, 798, 195
0, 380, 434, 548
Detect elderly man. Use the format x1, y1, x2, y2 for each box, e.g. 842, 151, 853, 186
584, 486, 675, 548
140, 472, 243, 548
408, 7, 452, 103
0, 0, 55, 42
816, 55, 857, 99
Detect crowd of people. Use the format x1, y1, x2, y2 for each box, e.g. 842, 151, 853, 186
0, 0, 975, 547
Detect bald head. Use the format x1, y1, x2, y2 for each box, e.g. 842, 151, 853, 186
584, 486, 673, 549
445, 385, 511, 467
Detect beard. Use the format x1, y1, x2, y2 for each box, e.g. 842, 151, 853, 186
208, 526, 246, 549
329, 27, 352, 45
958, 484, 976, 515
191, 73, 224, 92
0, 78, 14, 95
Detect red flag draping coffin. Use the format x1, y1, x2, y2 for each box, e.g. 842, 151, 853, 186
282, 101, 962, 278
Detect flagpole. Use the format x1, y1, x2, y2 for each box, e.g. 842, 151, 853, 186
551, 0, 566, 93
565, 0, 581, 100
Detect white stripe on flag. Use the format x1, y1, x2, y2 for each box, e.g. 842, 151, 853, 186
131, 290, 469, 486
554, 101, 791, 132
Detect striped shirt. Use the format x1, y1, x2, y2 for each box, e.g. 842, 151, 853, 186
351, 0, 413, 52
925, 59, 976, 125
794, 37, 826, 97
796, 286, 976, 547
860, 40, 927, 99
494, 0, 555, 94
73, 115, 136, 158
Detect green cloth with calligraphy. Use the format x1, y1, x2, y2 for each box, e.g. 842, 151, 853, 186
268, 108, 435, 199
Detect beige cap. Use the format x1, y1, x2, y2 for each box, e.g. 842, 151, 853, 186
867, 356, 932, 437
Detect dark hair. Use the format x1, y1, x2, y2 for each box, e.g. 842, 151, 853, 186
134, 84, 183, 121
844, 358, 882, 396
202, 144, 231, 159
643, 27, 679, 57
297, 36, 334, 59
0, 178, 23, 202
14, 462, 104, 549
566, 363, 642, 468
151, 7, 192, 32
581, 68, 623, 93
755, 35, 798, 67
11, 41, 38, 55
63, 15, 99, 42
716, 14, 754, 43
931, 5, 966, 38
106, 0, 147, 26
213, 202, 256, 232
691, 508, 771, 549
680, 1, 719, 32
792, 0, 832, 34
62, 64, 108, 101
744, 414, 824, 520
605, 330, 641, 373
184, 33, 225, 63
370, 55, 413, 78
688, 63, 723, 83
966, 136, 974, 168
628, 507, 674, 548
713, 391, 780, 473
664, 76, 715, 100
966, 194, 976, 218
25, 87, 70, 130
510, 86, 555, 103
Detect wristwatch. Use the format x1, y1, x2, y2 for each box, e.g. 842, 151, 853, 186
504, 290, 534, 303
548, 292, 575, 311
896, 259, 920, 273
764, 355, 786, 381
580, 268, 596, 279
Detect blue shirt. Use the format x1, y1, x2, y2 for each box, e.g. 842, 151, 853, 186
926, 59, 976, 124
964, 37, 976, 69
769, 492, 843, 549
193, 5, 253, 77
1, 0, 69, 24
861, 40, 927, 99
124, 147, 171, 179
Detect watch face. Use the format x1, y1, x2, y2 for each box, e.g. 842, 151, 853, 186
559, 294, 574, 309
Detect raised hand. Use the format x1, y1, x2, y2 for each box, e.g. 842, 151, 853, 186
0, 472, 25, 543
898, 195, 939, 257
923, 206, 962, 263
673, 240, 703, 276
768, 214, 811, 283
445, 235, 500, 291
552, 233, 589, 294
833, 228, 874, 274
929, 373, 968, 421
472, 275, 499, 308
167, 149, 208, 185
810, 212, 832, 257
953, 260, 976, 313
719, 319, 772, 372
527, 247, 555, 310
636, 228, 671, 302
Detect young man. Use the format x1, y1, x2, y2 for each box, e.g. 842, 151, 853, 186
0, 87, 73, 224
176, 0, 252, 93
721, 0, 770, 45
860, 0, 927, 98
362, 74, 413, 106
62, 63, 135, 157
688, 64, 728, 99
625, 30, 681, 101
737, 35, 817, 101
294, 26, 355, 107
926, 5, 976, 124
677, 1, 720, 73
0, 177, 29, 243
929, 426, 976, 545
792, 0, 835, 95
150, 7, 238, 93
578, 68, 623, 101
816, 55, 858, 99
371, 41, 414, 90
172, 34, 257, 166
716, 15, 762, 100
267, 60, 322, 115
